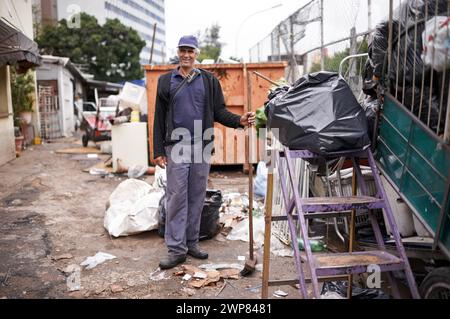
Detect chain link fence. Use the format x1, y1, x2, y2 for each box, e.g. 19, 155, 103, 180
249, 0, 390, 83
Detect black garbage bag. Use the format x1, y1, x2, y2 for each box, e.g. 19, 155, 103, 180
369, 0, 448, 85
362, 96, 381, 141
199, 190, 223, 241
265, 72, 371, 155
158, 190, 223, 241
321, 281, 390, 299
157, 191, 167, 238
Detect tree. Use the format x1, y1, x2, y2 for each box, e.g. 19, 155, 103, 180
36, 13, 146, 82
198, 23, 222, 62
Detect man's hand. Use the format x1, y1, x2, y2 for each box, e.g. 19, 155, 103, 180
155, 156, 167, 169
240, 112, 256, 127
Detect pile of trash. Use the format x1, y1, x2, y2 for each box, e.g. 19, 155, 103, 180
175, 265, 240, 290
365, 0, 449, 132
321, 281, 390, 299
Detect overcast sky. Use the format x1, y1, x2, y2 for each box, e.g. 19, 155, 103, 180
165, 0, 393, 61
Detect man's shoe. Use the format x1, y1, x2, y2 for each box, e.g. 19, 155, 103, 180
159, 255, 186, 270
187, 247, 209, 260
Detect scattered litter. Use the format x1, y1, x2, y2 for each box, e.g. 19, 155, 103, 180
298, 238, 327, 252
188, 280, 207, 289
89, 168, 109, 176
56, 147, 102, 155
64, 264, 81, 292
237, 256, 246, 261
180, 265, 236, 289
219, 269, 240, 280
10, 199, 22, 206
273, 290, 289, 298
198, 263, 244, 271
193, 271, 208, 279
80, 252, 117, 270
52, 254, 73, 261
226, 215, 265, 248
87, 154, 98, 159
255, 264, 263, 272
182, 274, 192, 281
149, 268, 169, 281
246, 285, 262, 294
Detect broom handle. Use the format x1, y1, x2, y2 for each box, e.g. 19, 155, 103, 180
246, 66, 255, 261
248, 127, 254, 260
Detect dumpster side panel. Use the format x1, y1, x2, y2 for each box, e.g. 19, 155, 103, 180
145, 63, 287, 165
377, 95, 450, 257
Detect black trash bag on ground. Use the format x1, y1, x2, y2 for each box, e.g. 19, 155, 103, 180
158, 190, 223, 241
199, 190, 223, 241
321, 281, 390, 299
265, 72, 371, 155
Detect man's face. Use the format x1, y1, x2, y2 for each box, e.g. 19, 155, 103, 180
178, 46, 197, 68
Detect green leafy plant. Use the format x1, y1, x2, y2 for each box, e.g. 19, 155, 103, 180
10, 69, 36, 116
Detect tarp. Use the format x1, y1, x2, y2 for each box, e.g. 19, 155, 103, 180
265, 72, 370, 155
0, 18, 41, 72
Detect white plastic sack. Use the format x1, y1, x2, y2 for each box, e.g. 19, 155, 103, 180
226, 215, 265, 248
422, 16, 450, 72
253, 162, 268, 198
104, 179, 164, 237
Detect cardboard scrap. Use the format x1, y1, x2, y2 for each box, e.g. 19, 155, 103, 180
219, 269, 240, 280
181, 265, 239, 289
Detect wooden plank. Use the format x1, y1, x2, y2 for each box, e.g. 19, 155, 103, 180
314, 251, 402, 269
302, 196, 380, 205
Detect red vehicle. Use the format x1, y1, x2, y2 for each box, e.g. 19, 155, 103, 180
79, 99, 117, 147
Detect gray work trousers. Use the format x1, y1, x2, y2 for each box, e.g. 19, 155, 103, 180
164, 143, 211, 256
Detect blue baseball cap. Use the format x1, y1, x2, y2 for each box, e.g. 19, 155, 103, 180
178, 35, 199, 50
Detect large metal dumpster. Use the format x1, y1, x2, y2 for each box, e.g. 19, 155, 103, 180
145, 62, 287, 165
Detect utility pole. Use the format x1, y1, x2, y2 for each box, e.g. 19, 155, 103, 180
320, 0, 325, 71
149, 23, 157, 64
368, 0, 372, 30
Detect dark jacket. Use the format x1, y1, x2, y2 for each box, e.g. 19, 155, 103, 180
153, 69, 243, 159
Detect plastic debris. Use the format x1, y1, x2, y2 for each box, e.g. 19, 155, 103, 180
273, 290, 289, 298
80, 252, 117, 270
297, 238, 327, 253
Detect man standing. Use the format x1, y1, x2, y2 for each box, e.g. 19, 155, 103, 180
153, 35, 255, 270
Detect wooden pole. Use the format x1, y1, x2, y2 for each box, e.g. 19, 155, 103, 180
262, 172, 274, 299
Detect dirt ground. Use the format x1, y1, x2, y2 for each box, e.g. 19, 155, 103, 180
0, 137, 302, 300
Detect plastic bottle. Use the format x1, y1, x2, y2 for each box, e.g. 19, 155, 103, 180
297, 238, 327, 252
